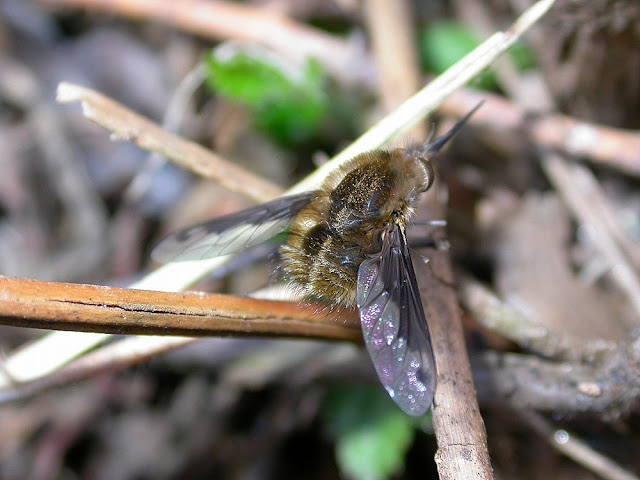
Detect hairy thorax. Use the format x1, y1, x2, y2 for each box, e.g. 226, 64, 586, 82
280, 148, 431, 307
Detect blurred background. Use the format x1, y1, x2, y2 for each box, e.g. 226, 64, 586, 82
1, 0, 640, 479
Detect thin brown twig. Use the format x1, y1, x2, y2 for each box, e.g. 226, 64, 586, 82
440, 89, 640, 178
57, 83, 284, 202
363, 0, 427, 140
0, 336, 196, 404
518, 410, 640, 480
451, 0, 540, 107
123, 63, 209, 204
38, 0, 376, 89
43, 0, 640, 178
363, 1, 493, 478
458, 273, 617, 362
418, 199, 494, 480
0, 276, 360, 341
541, 153, 640, 323
474, 334, 640, 417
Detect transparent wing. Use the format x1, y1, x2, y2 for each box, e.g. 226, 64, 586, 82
151, 192, 316, 262
356, 224, 436, 416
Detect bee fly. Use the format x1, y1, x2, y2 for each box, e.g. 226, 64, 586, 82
152, 105, 480, 416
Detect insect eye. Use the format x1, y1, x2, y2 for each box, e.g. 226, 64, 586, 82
366, 190, 388, 215
419, 158, 435, 191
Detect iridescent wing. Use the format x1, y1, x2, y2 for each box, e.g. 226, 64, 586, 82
152, 192, 317, 262
356, 224, 436, 416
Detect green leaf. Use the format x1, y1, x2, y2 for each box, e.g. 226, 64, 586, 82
322, 386, 416, 480
205, 49, 329, 144
420, 22, 536, 91
420, 23, 496, 90
205, 50, 285, 106
509, 41, 536, 71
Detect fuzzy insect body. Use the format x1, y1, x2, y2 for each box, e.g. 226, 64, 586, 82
281, 148, 431, 308
152, 104, 480, 416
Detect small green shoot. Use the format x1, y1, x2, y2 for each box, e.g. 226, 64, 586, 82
206, 48, 330, 145
322, 386, 422, 480
420, 22, 535, 90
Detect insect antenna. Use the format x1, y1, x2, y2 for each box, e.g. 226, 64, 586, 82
424, 100, 484, 154
407, 101, 484, 191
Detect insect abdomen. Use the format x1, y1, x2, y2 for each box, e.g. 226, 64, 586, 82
280, 152, 416, 307
281, 218, 365, 306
